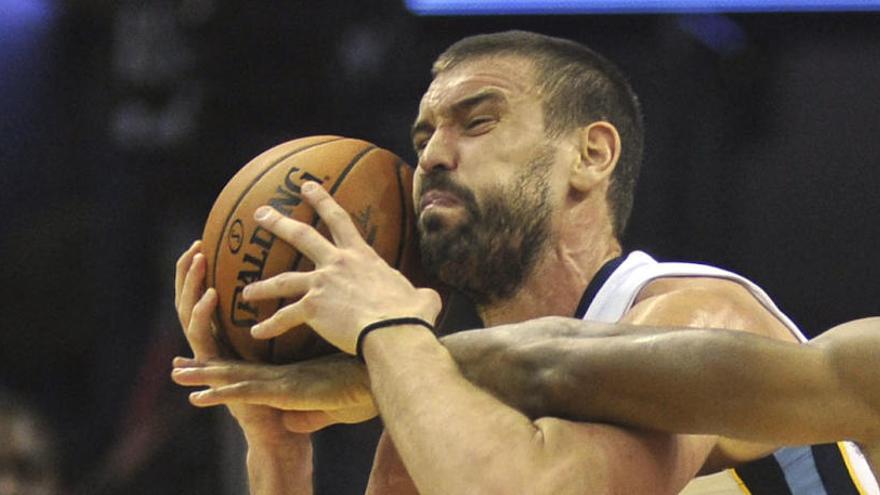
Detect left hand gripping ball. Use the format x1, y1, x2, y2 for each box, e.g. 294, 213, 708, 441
201, 135, 424, 363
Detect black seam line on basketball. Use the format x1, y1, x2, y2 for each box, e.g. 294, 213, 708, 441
212, 135, 346, 285
281, 143, 379, 278
272, 143, 378, 361
392, 157, 408, 269
210, 136, 346, 358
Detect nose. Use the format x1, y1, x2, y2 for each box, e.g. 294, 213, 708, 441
417, 128, 458, 174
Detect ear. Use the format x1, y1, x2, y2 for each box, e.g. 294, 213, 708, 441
569, 121, 621, 193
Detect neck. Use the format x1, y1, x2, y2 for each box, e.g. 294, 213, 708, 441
477, 208, 621, 327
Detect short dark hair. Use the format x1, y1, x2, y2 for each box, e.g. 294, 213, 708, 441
433, 31, 644, 238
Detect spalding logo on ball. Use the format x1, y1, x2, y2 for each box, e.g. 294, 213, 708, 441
201, 135, 426, 363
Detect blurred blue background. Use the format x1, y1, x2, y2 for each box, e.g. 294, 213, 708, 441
406, 0, 880, 14
1, 1, 878, 493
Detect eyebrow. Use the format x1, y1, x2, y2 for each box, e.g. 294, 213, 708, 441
410, 89, 508, 142
451, 89, 507, 114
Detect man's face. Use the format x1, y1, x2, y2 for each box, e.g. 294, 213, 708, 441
0, 414, 57, 495
410, 56, 564, 305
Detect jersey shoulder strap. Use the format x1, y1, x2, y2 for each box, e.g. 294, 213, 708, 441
583, 250, 807, 342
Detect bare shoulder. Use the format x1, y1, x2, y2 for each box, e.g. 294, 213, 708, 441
812, 316, 880, 346
635, 276, 752, 301
626, 276, 796, 341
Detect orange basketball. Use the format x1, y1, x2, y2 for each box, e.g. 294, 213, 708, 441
201, 136, 424, 363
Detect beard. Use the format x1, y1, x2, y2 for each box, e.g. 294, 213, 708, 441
417, 145, 555, 306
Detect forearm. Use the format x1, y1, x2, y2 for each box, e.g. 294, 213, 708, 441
441, 316, 660, 418
365, 432, 420, 495
447, 321, 872, 445
363, 325, 565, 495
244, 433, 313, 495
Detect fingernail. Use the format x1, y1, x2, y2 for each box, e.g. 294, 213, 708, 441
251, 324, 264, 338
254, 206, 273, 221
190, 391, 203, 400
242, 285, 251, 299
302, 181, 318, 193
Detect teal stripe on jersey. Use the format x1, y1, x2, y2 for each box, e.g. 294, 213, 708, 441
735, 444, 864, 494
774, 445, 828, 495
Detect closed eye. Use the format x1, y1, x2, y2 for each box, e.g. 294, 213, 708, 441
411, 121, 434, 155
466, 117, 496, 133
413, 134, 430, 154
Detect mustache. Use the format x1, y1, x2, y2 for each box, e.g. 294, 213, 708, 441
417, 172, 478, 210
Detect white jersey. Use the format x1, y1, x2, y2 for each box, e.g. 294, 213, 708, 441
580, 251, 879, 495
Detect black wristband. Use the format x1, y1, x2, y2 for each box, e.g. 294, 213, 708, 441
356, 317, 435, 363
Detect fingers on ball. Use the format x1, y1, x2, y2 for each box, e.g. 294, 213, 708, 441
175, 240, 202, 306
251, 303, 307, 339
185, 289, 219, 358
256, 209, 336, 263
305, 187, 362, 245
178, 253, 207, 325
244, 272, 309, 301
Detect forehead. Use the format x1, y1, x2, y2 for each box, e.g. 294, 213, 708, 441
418, 55, 539, 116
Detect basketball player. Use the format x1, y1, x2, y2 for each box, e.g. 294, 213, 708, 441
174, 271, 880, 494
173, 31, 878, 493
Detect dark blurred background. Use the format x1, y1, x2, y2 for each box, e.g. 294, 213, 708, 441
1, 0, 878, 493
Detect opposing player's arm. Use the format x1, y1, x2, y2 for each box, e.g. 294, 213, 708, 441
445, 281, 880, 469
811, 318, 880, 440
449, 316, 880, 446
362, 324, 713, 495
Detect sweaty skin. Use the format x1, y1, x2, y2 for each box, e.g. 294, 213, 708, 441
445, 316, 880, 475
173, 283, 880, 478
175, 243, 879, 490
170, 50, 855, 494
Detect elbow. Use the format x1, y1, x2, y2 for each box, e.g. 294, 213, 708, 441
442, 426, 602, 495
520, 419, 614, 495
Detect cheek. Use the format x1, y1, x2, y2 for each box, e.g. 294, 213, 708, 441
459, 139, 514, 183
467, 124, 544, 171
553, 166, 573, 201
